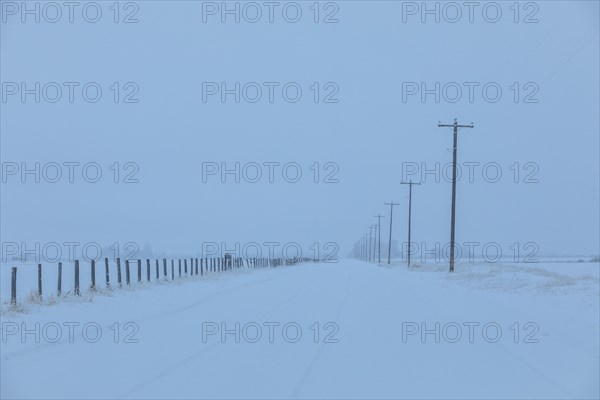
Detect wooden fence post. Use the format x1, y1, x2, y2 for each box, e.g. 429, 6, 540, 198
11, 267, 17, 305
57, 262, 62, 296
117, 258, 122, 288
74, 260, 80, 296
125, 260, 131, 285
90, 260, 96, 291
37, 263, 42, 298
104, 258, 110, 288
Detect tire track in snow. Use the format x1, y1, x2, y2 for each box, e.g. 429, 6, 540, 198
290, 266, 353, 398
134, 267, 299, 323
119, 267, 322, 399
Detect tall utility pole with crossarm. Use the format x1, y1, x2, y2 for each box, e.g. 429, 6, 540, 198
401, 180, 421, 268
438, 118, 474, 272
384, 201, 400, 265
374, 214, 384, 263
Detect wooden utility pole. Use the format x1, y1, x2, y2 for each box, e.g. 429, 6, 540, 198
372, 225, 377, 262
385, 201, 400, 264
360, 235, 364, 260
401, 180, 421, 267
438, 118, 474, 272
368, 226, 374, 262
374, 215, 384, 263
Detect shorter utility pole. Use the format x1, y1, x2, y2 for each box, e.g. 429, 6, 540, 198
385, 201, 400, 265
401, 180, 421, 268
374, 214, 384, 263
360, 236, 364, 260
372, 225, 377, 263
358, 236, 362, 260
368, 226, 373, 262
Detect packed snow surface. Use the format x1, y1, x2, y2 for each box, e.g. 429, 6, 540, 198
1, 259, 599, 399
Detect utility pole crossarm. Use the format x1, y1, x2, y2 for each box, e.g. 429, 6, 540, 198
438, 123, 474, 128
438, 119, 474, 129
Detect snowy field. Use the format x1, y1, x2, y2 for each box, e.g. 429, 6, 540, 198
1, 259, 599, 399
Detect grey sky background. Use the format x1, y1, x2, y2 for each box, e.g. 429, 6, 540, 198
1, 1, 598, 259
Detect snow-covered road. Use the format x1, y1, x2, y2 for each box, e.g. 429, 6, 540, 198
1, 260, 599, 399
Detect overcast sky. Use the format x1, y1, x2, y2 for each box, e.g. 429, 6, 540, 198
1, 1, 598, 261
